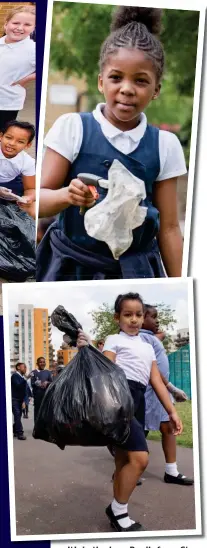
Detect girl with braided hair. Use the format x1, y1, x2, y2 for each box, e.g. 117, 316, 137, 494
37, 7, 186, 282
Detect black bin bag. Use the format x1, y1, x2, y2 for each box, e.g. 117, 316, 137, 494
0, 201, 35, 281
33, 306, 134, 450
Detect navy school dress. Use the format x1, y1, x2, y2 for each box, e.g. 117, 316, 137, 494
36, 113, 165, 281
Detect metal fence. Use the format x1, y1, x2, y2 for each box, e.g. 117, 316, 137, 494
168, 344, 191, 399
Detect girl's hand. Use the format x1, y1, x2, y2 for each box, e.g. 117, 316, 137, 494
68, 179, 96, 208
17, 197, 35, 219
169, 410, 183, 436
0, 187, 13, 199
77, 329, 91, 348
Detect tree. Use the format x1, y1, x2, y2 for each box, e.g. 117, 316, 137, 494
89, 302, 177, 354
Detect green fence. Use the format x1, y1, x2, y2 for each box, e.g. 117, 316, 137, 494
168, 344, 191, 399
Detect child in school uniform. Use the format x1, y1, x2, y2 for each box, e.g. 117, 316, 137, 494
0, 120, 35, 216
140, 305, 194, 485
37, 7, 186, 282
77, 292, 183, 532
0, 5, 36, 131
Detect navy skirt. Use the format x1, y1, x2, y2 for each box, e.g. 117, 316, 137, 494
115, 380, 148, 453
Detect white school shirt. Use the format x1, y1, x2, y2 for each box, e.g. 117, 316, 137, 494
103, 331, 156, 386
0, 36, 35, 110
44, 103, 187, 181
0, 144, 35, 184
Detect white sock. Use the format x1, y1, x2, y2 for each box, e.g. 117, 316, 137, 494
111, 498, 135, 528
165, 462, 185, 478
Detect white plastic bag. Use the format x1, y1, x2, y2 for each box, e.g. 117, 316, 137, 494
84, 159, 147, 259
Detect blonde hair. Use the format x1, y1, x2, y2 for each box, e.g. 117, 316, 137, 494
5, 5, 36, 23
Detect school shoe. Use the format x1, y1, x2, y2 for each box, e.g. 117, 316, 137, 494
111, 473, 142, 486
164, 472, 194, 485
17, 435, 27, 440
105, 504, 145, 532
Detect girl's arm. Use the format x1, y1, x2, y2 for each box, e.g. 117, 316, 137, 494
150, 361, 183, 435
103, 350, 116, 363
17, 175, 36, 219
39, 147, 95, 218
153, 177, 183, 277
12, 73, 36, 87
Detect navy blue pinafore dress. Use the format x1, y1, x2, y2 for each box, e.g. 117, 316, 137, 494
36, 113, 165, 281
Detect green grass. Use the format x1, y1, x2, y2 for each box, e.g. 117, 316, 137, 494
147, 401, 193, 448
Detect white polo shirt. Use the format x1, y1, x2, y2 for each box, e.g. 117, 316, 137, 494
103, 331, 156, 385
0, 144, 35, 183
0, 36, 35, 110
44, 103, 187, 181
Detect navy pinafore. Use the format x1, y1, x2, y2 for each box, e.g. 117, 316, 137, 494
36, 113, 165, 281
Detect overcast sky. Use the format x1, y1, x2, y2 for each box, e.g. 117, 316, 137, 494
4, 279, 191, 352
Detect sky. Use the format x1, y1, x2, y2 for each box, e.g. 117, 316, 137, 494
4, 279, 191, 353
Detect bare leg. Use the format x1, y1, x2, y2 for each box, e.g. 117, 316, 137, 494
113, 448, 148, 503
160, 421, 194, 485
160, 421, 176, 463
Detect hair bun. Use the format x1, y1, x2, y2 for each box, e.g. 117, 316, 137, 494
111, 6, 162, 36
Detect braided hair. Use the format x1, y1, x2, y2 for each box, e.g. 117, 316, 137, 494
99, 7, 165, 82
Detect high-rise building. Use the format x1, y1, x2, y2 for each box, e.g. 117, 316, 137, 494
18, 305, 35, 373
10, 306, 53, 372
34, 308, 50, 369
57, 342, 77, 366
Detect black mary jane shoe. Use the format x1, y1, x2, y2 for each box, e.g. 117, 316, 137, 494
105, 504, 145, 532
164, 472, 194, 485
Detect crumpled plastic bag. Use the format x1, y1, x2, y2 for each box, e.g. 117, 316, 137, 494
33, 305, 134, 450
0, 200, 35, 281
84, 159, 147, 259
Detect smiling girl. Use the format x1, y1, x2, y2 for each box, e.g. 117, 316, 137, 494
0, 5, 36, 130
37, 7, 187, 282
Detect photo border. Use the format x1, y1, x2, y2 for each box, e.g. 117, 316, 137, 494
36, 0, 206, 277
2, 277, 201, 541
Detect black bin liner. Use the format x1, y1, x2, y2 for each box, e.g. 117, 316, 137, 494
0, 200, 35, 281
33, 306, 134, 449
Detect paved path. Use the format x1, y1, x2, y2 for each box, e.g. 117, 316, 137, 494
12, 416, 195, 537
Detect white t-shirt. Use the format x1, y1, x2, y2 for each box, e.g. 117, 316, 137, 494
44, 103, 187, 182
0, 36, 35, 110
0, 145, 35, 184
103, 331, 156, 385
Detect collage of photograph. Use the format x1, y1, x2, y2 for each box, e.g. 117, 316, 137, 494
0, 0, 207, 547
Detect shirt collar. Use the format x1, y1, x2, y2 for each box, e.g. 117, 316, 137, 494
119, 330, 139, 339
140, 329, 155, 335
15, 370, 24, 377
93, 103, 147, 142
0, 36, 30, 48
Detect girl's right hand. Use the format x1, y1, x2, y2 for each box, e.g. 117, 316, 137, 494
169, 410, 183, 436
68, 178, 95, 207
77, 329, 92, 348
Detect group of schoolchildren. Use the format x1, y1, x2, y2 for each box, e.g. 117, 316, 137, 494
0, 5, 36, 281
9, 3, 193, 534
11, 356, 52, 441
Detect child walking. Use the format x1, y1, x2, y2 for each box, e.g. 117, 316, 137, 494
37, 7, 186, 282
0, 5, 36, 130
77, 292, 183, 532
140, 304, 193, 485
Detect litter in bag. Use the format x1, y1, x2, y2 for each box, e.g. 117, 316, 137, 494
84, 159, 147, 259
0, 200, 35, 281
33, 305, 134, 450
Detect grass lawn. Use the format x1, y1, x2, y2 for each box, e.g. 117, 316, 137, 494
147, 401, 193, 448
